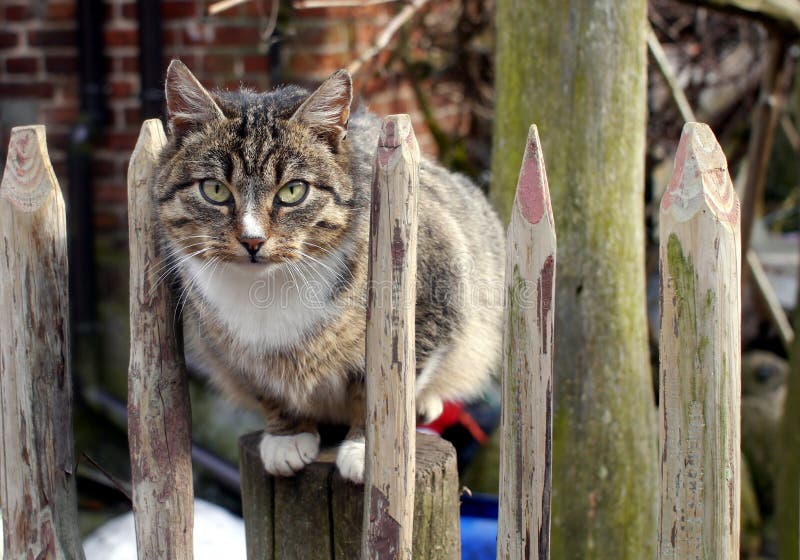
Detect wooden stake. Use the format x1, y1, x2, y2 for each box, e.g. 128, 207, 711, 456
658, 122, 741, 559
362, 114, 419, 560
127, 119, 194, 559
496, 125, 556, 560
0, 125, 84, 559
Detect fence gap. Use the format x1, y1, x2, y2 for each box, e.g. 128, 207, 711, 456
362, 114, 419, 559
127, 118, 194, 559
0, 125, 84, 559
496, 124, 556, 560
658, 122, 741, 558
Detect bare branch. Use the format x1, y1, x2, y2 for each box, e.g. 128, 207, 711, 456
347, 0, 430, 77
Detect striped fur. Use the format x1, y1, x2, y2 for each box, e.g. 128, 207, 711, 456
153, 60, 504, 481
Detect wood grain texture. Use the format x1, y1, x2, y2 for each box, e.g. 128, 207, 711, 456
127, 118, 194, 559
362, 114, 419, 560
658, 122, 741, 559
239, 432, 459, 560
496, 125, 555, 560
491, 3, 658, 556
0, 125, 84, 559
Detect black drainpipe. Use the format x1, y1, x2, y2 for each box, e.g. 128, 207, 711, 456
68, 0, 106, 381
138, 0, 164, 120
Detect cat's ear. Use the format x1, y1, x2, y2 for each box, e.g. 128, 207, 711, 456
164, 59, 225, 136
290, 69, 352, 151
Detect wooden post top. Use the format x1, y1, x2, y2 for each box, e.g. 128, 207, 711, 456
660, 122, 739, 226
515, 124, 554, 227
1, 125, 59, 213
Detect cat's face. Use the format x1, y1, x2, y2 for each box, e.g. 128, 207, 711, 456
153, 60, 356, 275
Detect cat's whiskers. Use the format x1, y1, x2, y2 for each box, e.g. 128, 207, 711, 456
289, 260, 325, 308
296, 249, 349, 287
149, 246, 213, 297
174, 255, 219, 332
302, 241, 350, 270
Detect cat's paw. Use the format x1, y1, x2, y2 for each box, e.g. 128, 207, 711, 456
336, 438, 365, 484
417, 394, 444, 424
259, 431, 320, 477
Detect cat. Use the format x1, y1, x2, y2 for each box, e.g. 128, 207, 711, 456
152, 59, 504, 483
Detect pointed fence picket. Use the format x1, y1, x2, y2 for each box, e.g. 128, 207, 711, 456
657, 122, 741, 559
496, 125, 556, 560
127, 118, 194, 559
0, 117, 743, 560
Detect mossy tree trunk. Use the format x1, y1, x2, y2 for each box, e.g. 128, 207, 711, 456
491, 2, 657, 558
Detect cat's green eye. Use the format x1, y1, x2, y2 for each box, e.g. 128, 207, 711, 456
200, 179, 232, 205
276, 180, 309, 206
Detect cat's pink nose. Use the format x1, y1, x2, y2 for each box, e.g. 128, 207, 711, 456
239, 237, 265, 257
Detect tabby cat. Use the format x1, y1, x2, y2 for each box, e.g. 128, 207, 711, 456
153, 60, 504, 483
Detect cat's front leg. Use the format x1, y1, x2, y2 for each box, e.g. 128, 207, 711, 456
336, 384, 366, 484
258, 403, 320, 477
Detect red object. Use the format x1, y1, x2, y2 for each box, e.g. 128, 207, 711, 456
421, 401, 489, 445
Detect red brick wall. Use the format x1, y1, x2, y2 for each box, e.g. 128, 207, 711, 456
0, 0, 462, 237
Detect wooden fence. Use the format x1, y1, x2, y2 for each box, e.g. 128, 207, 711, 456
0, 117, 741, 559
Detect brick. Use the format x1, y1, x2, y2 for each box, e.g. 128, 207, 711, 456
124, 107, 141, 126
45, 54, 78, 73
0, 82, 54, 97
95, 184, 128, 203
28, 28, 76, 47
6, 56, 38, 74
204, 54, 236, 73
45, 2, 75, 20
0, 30, 20, 48
4, 4, 31, 20
120, 55, 139, 72
212, 25, 262, 46
103, 130, 139, 150
243, 54, 269, 73
286, 52, 350, 78
290, 23, 350, 51
103, 28, 138, 47
121, 2, 136, 19
110, 79, 135, 98
42, 104, 79, 124
161, 1, 197, 19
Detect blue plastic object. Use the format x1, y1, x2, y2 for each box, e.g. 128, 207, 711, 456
460, 494, 498, 560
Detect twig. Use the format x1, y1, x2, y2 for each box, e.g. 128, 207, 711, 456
679, 0, 800, 34
80, 452, 133, 503
780, 113, 800, 153
648, 19, 795, 351
208, 0, 252, 16
294, 0, 396, 7
346, 0, 430, 77
747, 249, 795, 348
647, 23, 697, 124
740, 37, 793, 256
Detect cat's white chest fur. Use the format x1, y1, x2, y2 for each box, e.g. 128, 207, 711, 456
181, 253, 345, 350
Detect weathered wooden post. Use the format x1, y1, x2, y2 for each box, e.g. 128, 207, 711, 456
497, 125, 556, 560
0, 126, 85, 559
238, 115, 459, 559
127, 118, 194, 559
658, 122, 741, 559
362, 113, 419, 559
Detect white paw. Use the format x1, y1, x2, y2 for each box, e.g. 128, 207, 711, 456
418, 394, 444, 423
259, 432, 320, 477
336, 438, 365, 484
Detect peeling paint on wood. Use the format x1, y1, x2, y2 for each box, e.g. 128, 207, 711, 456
127, 119, 194, 559
497, 125, 556, 560
658, 123, 741, 560
363, 114, 419, 560
0, 125, 84, 559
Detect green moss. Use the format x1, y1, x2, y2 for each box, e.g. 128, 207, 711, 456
492, 3, 656, 556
